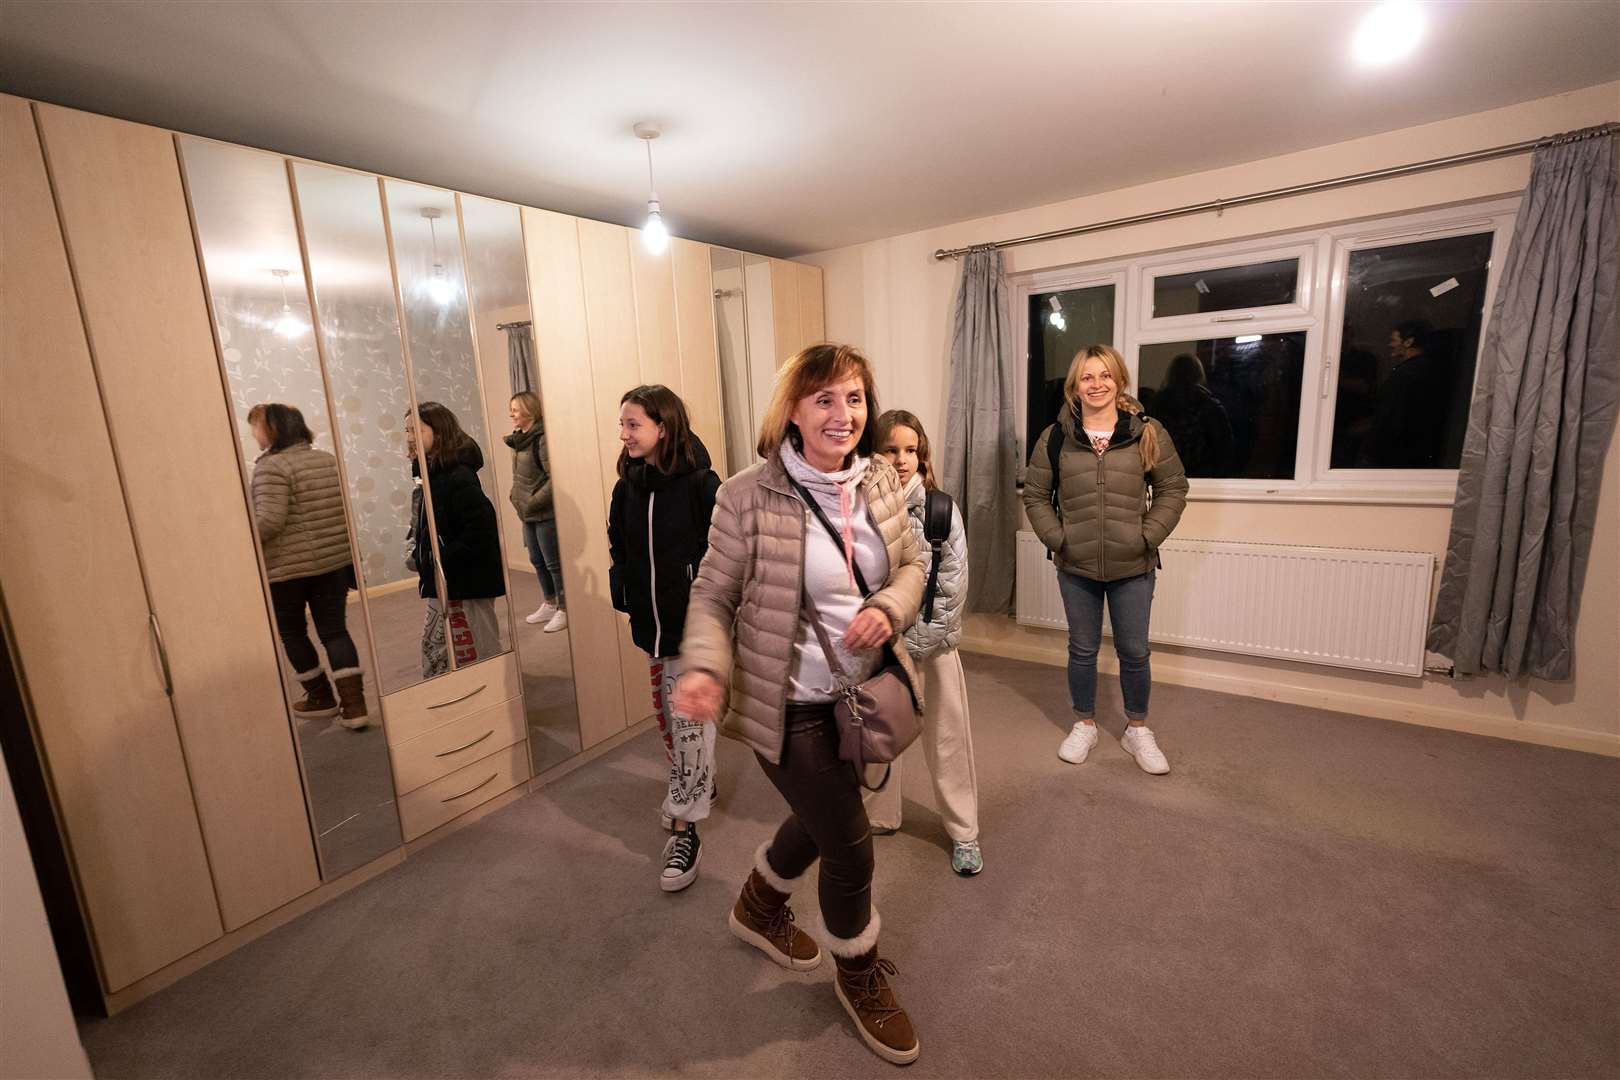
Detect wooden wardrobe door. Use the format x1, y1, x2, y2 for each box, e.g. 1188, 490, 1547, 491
672, 239, 727, 475
34, 104, 320, 929
798, 263, 826, 343
521, 208, 628, 749
0, 94, 223, 991
769, 258, 804, 365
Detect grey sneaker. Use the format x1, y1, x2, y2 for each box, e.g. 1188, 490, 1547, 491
951, 840, 983, 876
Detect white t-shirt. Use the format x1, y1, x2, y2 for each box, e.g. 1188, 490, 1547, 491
787, 489, 890, 703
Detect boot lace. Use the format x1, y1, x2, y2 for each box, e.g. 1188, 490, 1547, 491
843, 958, 903, 1028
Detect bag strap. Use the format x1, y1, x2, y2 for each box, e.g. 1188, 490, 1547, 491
799, 587, 852, 690
1045, 423, 1064, 511
920, 489, 952, 624
785, 472, 872, 598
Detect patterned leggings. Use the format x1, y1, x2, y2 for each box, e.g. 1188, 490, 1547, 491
649, 655, 715, 824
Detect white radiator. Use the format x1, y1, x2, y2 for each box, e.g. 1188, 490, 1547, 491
1014, 532, 1435, 677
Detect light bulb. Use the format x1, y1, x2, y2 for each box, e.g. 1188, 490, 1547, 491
425, 266, 456, 307
1048, 312, 1067, 332
1235, 334, 1262, 345
273, 305, 307, 339
1353, 1, 1424, 66
643, 202, 669, 255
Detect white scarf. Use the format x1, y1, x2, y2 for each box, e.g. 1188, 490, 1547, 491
780, 439, 869, 590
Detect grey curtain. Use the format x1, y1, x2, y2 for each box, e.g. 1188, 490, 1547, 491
508, 324, 537, 396
941, 248, 1019, 614
1428, 132, 1619, 679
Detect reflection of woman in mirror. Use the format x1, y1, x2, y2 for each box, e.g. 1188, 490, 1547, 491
505, 392, 566, 632
248, 403, 369, 730
1153, 352, 1234, 477
405, 402, 507, 678
675, 344, 927, 1066
607, 385, 722, 893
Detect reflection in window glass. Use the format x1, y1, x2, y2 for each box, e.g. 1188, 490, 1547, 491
1153, 258, 1298, 318
1138, 332, 1306, 480
1026, 284, 1114, 457
1331, 232, 1493, 470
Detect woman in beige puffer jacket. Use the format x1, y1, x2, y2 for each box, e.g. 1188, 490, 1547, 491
249, 403, 368, 729
676, 344, 927, 1067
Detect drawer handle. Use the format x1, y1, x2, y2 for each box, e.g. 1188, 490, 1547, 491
435, 729, 494, 758
427, 683, 487, 710
441, 772, 498, 803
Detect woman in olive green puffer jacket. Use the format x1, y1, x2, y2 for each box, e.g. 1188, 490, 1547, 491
1022, 345, 1188, 776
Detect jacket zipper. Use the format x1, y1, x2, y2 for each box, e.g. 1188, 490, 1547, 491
1095, 447, 1108, 580
648, 492, 663, 657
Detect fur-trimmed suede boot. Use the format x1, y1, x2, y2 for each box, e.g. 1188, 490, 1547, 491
333, 671, 369, 730
292, 672, 339, 719
828, 913, 919, 1066
727, 843, 822, 971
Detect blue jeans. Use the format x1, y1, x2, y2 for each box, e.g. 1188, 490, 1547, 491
1056, 569, 1155, 722
522, 519, 564, 606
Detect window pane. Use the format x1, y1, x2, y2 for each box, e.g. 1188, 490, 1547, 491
1330, 232, 1494, 470
1153, 258, 1299, 317
1027, 284, 1114, 457
1138, 332, 1307, 479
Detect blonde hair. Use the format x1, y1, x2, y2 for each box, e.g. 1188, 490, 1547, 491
755, 343, 880, 461
1061, 344, 1160, 471
873, 409, 936, 489
509, 391, 542, 425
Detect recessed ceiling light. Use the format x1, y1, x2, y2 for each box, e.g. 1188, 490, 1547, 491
1353, 1, 1425, 66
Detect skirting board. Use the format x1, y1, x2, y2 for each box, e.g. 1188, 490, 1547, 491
961, 628, 1620, 759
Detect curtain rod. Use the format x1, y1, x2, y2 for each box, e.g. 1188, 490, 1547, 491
932, 121, 1619, 261
497, 319, 532, 330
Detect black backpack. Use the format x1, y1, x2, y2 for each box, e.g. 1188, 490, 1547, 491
920, 489, 954, 622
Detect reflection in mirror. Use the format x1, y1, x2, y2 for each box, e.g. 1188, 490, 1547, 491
741, 252, 779, 447
180, 137, 401, 878
710, 248, 755, 476
460, 194, 583, 773
291, 161, 438, 697
383, 181, 513, 678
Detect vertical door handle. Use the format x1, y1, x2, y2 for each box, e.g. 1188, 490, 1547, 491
149, 613, 174, 697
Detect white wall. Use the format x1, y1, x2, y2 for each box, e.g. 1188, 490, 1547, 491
803, 82, 1620, 754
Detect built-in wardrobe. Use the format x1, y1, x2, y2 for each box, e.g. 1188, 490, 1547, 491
0, 93, 824, 1013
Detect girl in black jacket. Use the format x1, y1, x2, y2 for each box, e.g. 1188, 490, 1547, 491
608, 385, 720, 892
407, 402, 507, 679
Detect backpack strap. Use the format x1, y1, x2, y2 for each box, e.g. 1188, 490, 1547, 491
1043, 423, 1064, 563
920, 489, 953, 624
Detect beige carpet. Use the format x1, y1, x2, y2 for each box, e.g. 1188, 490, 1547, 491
78, 653, 1619, 1079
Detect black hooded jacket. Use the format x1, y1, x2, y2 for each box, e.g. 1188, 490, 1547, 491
412, 440, 507, 602
608, 436, 721, 657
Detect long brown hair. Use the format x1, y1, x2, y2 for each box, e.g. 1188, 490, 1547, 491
248, 403, 315, 452
411, 401, 479, 470
1061, 344, 1160, 471
755, 343, 879, 461
617, 384, 699, 477
873, 409, 936, 489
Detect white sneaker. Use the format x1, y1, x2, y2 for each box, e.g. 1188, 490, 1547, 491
543, 609, 569, 633
526, 601, 558, 625
1120, 725, 1170, 775
1057, 721, 1099, 764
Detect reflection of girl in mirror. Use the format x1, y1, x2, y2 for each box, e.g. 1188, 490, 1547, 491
405, 402, 507, 678
608, 385, 721, 893
505, 391, 566, 632
249, 403, 369, 729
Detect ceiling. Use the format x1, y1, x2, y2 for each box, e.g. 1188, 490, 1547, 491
2, 1, 1615, 256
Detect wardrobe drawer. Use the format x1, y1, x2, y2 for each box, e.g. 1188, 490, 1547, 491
397, 742, 529, 842
381, 653, 521, 746
389, 696, 526, 796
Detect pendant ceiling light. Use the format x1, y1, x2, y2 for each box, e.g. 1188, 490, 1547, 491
421, 206, 456, 306
269, 268, 307, 339
635, 122, 670, 255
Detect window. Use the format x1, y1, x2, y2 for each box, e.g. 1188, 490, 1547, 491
1329, 232, 1494, 470
1139, 332, 1307, 479
1152, 258, 1299, 318
1010, 198, 1516, 504
1024, 281, 1116, 458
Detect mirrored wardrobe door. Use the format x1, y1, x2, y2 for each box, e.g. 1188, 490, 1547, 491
178, 137, 403, 878
290, 160, 446, 698
710, 248, 756, 476
459, 193, 583, 774
381, 180, 514, 677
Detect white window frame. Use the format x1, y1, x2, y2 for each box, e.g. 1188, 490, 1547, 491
1309, 200, 1520, 504
1006, 196, 1519, 506
1012, 262, 1128, 459
1136, 239, 1318, 329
